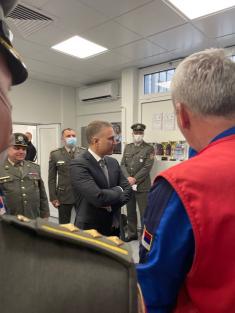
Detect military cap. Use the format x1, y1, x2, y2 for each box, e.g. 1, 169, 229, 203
131, 123, 146, 132
0, 0, 28, 85
12, 132, 28, 147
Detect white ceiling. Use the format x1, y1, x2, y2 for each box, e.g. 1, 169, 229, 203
7, 0, 235, 87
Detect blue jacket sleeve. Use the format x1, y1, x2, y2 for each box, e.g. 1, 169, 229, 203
137, 178, 195, 313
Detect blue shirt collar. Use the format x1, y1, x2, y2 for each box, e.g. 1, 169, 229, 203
211, 126, 235, 142
189, 126, 235, 158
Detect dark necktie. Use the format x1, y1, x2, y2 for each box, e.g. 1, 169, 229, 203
69, 150, 75, 159
99, 159, 109, 185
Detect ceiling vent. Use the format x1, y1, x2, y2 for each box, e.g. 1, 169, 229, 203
7, 3, 54, 37
79, 81, 119, 103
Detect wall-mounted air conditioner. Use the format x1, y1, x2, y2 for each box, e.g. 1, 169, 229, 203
78, 81, 119, 102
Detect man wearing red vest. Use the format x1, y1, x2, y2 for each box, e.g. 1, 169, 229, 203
137, 48, 235, 313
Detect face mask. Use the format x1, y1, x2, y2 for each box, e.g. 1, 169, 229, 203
133, 134, 144, 144
65, 137, 77, 147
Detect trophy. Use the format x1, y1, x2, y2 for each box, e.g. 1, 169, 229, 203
169, 141, 177, 161
174, 141, 187, 161
161, 142, 169, 161
155, 143, 163, 160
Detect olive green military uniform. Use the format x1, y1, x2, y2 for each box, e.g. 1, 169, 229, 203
121, 141, 154, 238
48, 146, 84, 224
0, 214, 139, 313
0, 160, 49, 219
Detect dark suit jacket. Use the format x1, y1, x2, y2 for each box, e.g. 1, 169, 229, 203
70, 150, 132, 235
25, 142, 37, 162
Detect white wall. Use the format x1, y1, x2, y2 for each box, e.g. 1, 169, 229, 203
76, 88, 122, 146
139, 97, 185, 143
9, 78, 77, 132
137, 62, 185, 144
121, 68, 139, 144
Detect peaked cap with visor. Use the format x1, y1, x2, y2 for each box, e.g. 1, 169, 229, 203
0, 0, 28, 85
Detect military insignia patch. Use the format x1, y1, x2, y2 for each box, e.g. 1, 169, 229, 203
57, 161, 65, 164
18, 135, 23, 142
142, 226, 153, 251
16, 214, 30, 222
60, 223, 79, 232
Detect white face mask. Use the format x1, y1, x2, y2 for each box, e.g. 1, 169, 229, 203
133, 134, 144, 144
65, 137, 77, 147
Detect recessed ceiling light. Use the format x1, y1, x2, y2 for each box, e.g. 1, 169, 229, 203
168, 0, 235, 19
52, 35, 108, 59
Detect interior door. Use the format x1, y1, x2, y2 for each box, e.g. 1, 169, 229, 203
37, 124, 60, 218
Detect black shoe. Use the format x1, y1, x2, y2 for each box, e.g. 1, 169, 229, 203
124, 235, 138, 242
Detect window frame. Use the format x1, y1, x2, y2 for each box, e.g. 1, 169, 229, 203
139, 59, 181, 101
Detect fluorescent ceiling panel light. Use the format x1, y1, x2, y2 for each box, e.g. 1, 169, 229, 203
52, 36, 108, 58
168, 0, 235, 19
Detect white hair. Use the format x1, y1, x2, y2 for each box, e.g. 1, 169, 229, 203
171, 48, 235, 116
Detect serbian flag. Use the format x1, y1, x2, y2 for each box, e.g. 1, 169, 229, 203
141, 226, 153, 251
0, 195, 6, 215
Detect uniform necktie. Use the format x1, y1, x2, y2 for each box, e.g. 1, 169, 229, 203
69, 150, 75, 159
99, 159, 109, 185
14, 162, 23, 176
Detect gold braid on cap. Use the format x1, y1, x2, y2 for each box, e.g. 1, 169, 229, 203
0, 36, 22, 61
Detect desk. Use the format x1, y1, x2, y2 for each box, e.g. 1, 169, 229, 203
150, 159, 182, 181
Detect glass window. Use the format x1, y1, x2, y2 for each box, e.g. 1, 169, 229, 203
152, 72, 159, 93
144, 68, 175, 95
159, 71, 167, 93
167, 69, 175, 83
144, 74, 151, 94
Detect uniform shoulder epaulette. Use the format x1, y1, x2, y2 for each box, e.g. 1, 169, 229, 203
1, 215, 133, 262
50, 148, 61, 154
144, 141, 153, 147
27, 161, 40, 167
0, 214, 138, 312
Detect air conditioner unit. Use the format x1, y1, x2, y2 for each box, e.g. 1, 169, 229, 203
79, 81, 119, 102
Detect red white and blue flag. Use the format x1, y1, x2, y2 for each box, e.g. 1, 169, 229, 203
0, 195, 6, 215
141, 226, 153, 251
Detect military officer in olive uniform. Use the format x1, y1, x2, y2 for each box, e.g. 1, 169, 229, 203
121, 123, 154, 241
48, 128, 84, 224
0, 133, 49, 219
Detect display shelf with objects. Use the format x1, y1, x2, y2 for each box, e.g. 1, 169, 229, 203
149, 140, 189, 180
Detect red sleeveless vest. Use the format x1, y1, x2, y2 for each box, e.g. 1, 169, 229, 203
159, 135, 235, 313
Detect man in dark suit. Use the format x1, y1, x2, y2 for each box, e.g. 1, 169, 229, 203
70, 121, 132, 236
25, 132, 37, 162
